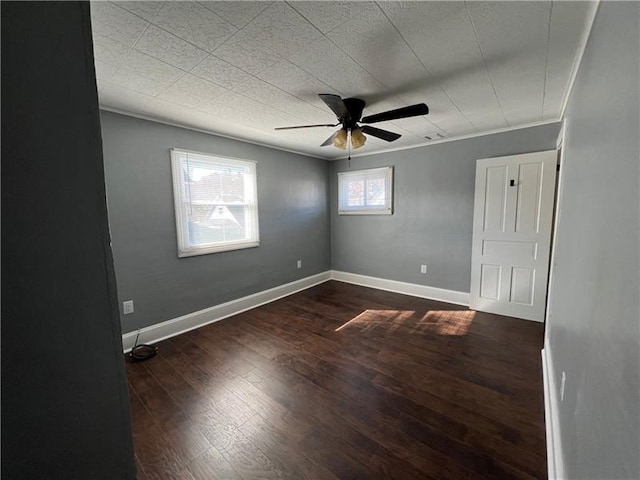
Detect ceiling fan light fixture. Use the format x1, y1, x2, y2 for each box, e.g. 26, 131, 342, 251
275, 94, 429, 150
351, 128, 366, 149
333, 129, 348, 149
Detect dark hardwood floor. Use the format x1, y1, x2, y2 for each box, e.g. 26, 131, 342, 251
126, 280, 546, 480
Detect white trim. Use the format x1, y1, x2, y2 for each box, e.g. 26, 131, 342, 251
169, 147, 261, 166
556, 120, 565, 150
328, 119, 562, 161
122, 270, 472, 351
330, 270, 470, 306
542, 341, 565, 479
170, 149, 260, 257
338, 166, 394, 215
558, 1, 601, 119
545, 122, 566, 342
101, 107, 563, 163
122, 271, 331, 352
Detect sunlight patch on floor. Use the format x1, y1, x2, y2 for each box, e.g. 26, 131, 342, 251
416, 310, 476, 335
335, 309, 476, 336
335, 309, 415, 332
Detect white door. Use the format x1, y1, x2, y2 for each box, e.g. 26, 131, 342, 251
470, 150, 557, 322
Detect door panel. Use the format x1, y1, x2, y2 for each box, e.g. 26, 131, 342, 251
510, 267, 535, 305
515, 162, 543, 234
480, 264, 501, 300
470, 150, 557, 322
483, 165, 509, 233
482, 240, 537, 259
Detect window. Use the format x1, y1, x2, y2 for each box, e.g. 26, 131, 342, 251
338, 166, 393, 215
170, 148, 259, 257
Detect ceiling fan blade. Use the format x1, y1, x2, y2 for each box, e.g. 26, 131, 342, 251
318, 94, 349, 119
274, 123, 338, 130
361, 103, 429, 124
361, 125, 401, 142
320, 131, 339, 147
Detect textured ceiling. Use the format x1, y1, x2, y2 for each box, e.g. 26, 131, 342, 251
91, 1, 596, 159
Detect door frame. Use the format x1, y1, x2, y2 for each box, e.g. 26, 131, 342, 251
544, 122, 567, 334
469, 149, 559, 322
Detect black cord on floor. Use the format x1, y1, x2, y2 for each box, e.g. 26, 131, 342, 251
128, 330, 157, 362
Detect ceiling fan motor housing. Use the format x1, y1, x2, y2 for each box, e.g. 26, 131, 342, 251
341, 98, 366, 128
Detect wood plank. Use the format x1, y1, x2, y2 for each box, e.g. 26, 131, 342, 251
126, 281, 546, 479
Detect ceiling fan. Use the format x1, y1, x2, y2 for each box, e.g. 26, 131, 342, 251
275, 94, 429, 151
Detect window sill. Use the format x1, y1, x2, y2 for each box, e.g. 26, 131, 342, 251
178, 240, 260, 258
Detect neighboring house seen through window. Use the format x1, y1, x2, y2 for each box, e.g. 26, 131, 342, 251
338, 166, 393, 215
170, 148, 259, 257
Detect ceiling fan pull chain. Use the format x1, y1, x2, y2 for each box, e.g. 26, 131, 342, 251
348, 129, 352, 167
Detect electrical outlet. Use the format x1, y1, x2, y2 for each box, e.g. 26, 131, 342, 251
297, 260, 302, 269
123, 300, 134, 315
560, 371, 566, 402
420, 264, 427, 274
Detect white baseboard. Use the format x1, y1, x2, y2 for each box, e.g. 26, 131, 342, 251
542, 341, 565, 479
122, 271, 331, 352
330, 270, 470, 306
122, 270, 470, 352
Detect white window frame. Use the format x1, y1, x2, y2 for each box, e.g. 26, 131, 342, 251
338, 166, 393, 215
170, 148, 259, 257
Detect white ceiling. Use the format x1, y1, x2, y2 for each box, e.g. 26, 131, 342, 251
91, 1, 596, 159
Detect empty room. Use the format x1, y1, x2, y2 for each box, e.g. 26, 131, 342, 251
2, 1, 638, 479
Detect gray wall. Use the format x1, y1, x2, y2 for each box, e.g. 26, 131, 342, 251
547, 2, 639, 478
1, 2, 135, 478
330, 123, 561, 293
101, 111, 330, 333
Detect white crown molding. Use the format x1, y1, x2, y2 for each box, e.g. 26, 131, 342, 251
330, 270, 470, 306
101, 108, 565, 164
122, 271, 331, 352
328, 119, 562, 161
